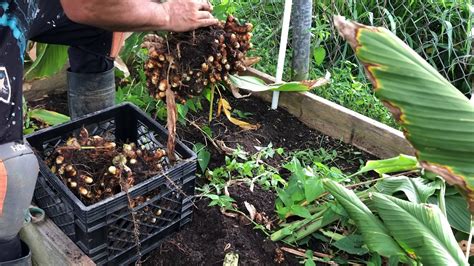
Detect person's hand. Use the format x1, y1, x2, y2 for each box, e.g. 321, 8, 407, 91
160, 0, 219, 32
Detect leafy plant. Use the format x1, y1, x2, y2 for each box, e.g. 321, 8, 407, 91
275, 157, 345, 219
271, 151, 473, 264
23, 98, 70, 134
334, 16, 474, 212
270, 17, 472, 264
205, 194, 236, 209
205, 144, 286, 192
24, 43, 68, 81
325, 179, 468, 265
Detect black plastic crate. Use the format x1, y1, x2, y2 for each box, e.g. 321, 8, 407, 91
26, 103, 197, 265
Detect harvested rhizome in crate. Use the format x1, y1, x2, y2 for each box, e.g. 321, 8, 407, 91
28, 103, 196, 264
47, 127, 168, 205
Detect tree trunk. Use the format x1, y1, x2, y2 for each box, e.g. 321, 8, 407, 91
291, 0, 313, 81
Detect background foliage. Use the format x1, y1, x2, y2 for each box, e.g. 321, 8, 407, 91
212, 0, 472, 128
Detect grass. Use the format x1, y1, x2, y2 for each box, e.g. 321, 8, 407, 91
211, 0, 472, 128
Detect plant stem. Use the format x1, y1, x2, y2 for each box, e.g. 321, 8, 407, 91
466, 216, 474, 259
208, 84, 215, 123
439, 180, 447, 217
284, 209, 340, 243
313, 175, 387, 202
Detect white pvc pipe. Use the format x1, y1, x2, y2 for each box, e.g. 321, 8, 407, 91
271, 0, 292, 110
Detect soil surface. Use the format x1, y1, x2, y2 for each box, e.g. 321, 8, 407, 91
31, 92, 374, 265
144, 186, 298, 266
177, 94, 373, 172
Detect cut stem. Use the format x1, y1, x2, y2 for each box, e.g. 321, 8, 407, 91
439, 180, 447, 217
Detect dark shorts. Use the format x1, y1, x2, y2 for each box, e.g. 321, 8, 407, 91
0, 0, 115, 144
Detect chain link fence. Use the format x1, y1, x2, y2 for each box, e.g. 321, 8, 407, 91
316, 0, 472, 96
228, 0, 473, 96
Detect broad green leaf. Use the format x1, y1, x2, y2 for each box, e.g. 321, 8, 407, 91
332, 234, 369, 255
444, 194, 470, 234
323, 179, 406, 259
29, 109, 70, 126
334, 16, 474, 213
371, 193, 468, 265
304, 178, 324, 202
229, 75, 328, 92
373, 176, 440, 203
25, 44, 68, 81
355, 155, 419, 175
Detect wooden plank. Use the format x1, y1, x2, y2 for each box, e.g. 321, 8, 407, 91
23, 67, 67, 101
20, 218, 95, 266
243, 68, 414, 158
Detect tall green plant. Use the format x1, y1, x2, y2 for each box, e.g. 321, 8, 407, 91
24, 43, 68, 81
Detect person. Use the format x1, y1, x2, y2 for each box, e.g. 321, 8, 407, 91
0, 0, 218, 264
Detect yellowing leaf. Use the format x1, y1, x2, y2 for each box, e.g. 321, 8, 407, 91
217, 98, 259, 130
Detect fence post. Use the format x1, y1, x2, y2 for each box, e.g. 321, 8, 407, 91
291, 0, 313, 81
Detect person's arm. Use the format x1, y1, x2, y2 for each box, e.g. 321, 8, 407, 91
60, 0, 218, 32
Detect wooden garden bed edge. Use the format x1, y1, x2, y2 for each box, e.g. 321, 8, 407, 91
20, 218, 95, 265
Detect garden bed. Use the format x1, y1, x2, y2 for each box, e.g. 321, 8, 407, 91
31, 89, 374, 264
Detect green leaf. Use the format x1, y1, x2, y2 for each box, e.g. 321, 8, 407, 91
367, 254, 382, 266
313, 46, 326, 66
371, 193, 468, 265
193, 143, 211, 172
29, 109, 70, 126
304, 250, 316, 266
202, 125, 213, 138
444, 194, 470, 234
323, 179, 406, 259
25, 44, 68, 81
304, 178, 324, 202
290, 205, 312, 219
373, 176, 440, 203
355, 155, 419, 176
229, 75, 318, 92
334, 16, 474, 212
332, 234, 369, 255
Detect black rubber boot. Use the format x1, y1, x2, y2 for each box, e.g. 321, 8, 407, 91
0, 237, 31, 266
67, 68, 116, 119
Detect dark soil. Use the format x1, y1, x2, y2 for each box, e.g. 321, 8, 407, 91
145, 186, 298, 266
31, 91, 374, 265
177, 94, 373, 172
28, 92, 69, 115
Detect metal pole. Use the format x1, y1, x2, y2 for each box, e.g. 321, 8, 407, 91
291, 0, 312, 81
